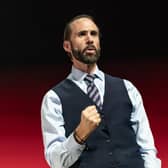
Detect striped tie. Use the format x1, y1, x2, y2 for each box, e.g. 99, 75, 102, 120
84, 74, 102, 110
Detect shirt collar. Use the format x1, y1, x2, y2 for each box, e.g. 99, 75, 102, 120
69, 65, 104, 82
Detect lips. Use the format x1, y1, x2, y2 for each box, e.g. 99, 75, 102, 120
87, 46, 95, 50
84, 45, 96, 53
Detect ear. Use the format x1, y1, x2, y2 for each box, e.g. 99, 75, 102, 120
63, 40, 71, 52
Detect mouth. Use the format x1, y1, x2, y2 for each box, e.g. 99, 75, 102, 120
84, 46, 96, 55
85, 49, 96, 55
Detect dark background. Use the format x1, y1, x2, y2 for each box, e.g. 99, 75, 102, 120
1, 1, 168, 168
1, 1, 168, 66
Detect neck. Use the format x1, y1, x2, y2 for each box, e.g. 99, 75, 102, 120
73, 60, 97, 74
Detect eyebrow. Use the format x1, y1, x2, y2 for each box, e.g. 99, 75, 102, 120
77, 30, 99, 36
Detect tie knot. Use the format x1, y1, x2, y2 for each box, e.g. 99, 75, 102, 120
84, 74, 96, 85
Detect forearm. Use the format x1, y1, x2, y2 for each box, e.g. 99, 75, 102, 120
45, 104, 101, 168
41, 90, 85, 168
45, 133, 85, 168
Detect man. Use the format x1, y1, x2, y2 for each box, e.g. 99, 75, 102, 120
41, 14, 161, 168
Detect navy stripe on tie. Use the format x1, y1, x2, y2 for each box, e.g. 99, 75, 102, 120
84, 74, 102, 110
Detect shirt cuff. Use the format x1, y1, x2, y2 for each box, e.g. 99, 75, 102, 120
64, 132, 86, 154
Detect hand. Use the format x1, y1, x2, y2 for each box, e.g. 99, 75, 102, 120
75, 105, 101, 142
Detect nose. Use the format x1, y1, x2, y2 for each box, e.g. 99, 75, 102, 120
86, 33, 94, 44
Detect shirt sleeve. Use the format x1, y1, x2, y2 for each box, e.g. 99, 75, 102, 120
41, 90, 85, 168
124, 79, 161, 168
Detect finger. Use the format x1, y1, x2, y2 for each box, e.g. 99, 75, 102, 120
84, 108, 98, 117
82, 105, 96, 114
89, 113, 101, 123
96, 118, 101, 126
89, 112, 100, 119
92, 117, 101, 126
86, 105, 96, 110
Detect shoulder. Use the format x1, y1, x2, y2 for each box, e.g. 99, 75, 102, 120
104, 73, 122, 81
42, 89, 60, 103
104, 73, 124, 86
123, 79, 139, 93
123, 79, 143, 103
52, 78, 74, 92
123, 79, 136, 90
52, 79, 66, 90
41, 79, 67, 102
104, 73, 137, 89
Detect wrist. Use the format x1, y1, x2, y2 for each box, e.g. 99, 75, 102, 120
73, 129, 86, 145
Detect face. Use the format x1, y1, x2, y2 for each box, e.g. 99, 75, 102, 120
64, 18, 101, 64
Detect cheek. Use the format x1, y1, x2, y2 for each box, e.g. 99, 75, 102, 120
95, 41, 100, 49
71, 39, 83, 48
75, 42, 86, 51
94, 38, 100, 45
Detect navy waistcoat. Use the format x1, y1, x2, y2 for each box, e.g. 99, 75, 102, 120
52, 74, 144, 168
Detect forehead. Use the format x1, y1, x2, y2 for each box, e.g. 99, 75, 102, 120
70, 18, 99, 32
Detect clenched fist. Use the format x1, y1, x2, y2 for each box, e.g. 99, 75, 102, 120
74, 105, 101, 143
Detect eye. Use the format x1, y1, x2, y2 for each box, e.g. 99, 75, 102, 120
78, 31, 87, 37
91, 31, 98, 36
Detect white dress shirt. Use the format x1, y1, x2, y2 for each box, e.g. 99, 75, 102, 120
41, 65, 161, 168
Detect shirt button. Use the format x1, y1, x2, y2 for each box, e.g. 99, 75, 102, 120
85, 146, 89, 151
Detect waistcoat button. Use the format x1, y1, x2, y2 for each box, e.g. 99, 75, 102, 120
106, 139, 111, 142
